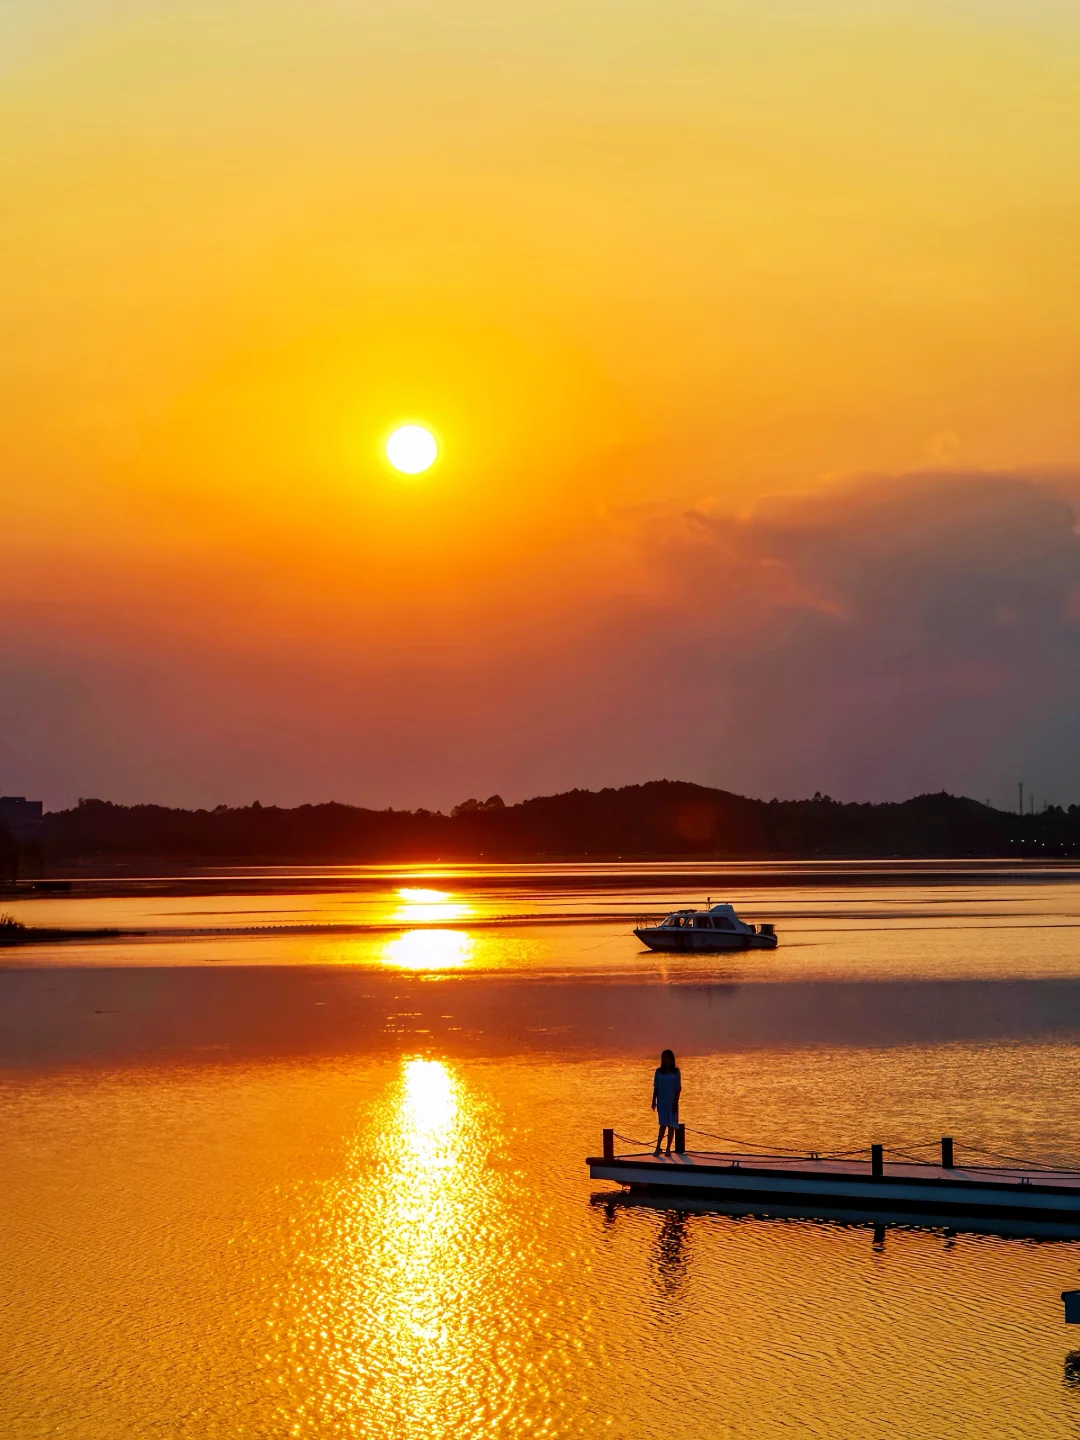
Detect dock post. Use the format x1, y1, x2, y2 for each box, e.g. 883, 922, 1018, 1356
941, 1136, 954, 1169
871, 1143, 883, 1178
674, 1124, 686, 1155
603, 1128, 614, 1161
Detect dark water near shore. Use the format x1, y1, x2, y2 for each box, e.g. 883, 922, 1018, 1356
5, 864, 1080, 1437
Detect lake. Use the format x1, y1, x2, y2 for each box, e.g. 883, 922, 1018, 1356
4, 863, 1080, 1437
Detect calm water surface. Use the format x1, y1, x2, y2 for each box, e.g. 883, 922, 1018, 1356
4, 865, 1080, 1437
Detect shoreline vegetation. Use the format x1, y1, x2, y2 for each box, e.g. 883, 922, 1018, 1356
0, 913, 122, 947
10, 780, 1080, 864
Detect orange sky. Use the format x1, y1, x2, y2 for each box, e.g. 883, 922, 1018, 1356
4, 0, 1080, 808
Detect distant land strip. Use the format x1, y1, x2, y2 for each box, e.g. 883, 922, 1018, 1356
5, 780, 1080, 865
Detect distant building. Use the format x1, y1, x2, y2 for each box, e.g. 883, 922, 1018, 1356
0, 797, 44, 843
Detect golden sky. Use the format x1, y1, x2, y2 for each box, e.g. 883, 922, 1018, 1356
4, 0, 1080, 807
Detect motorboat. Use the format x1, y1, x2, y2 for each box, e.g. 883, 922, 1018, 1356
634, 900, 777, 952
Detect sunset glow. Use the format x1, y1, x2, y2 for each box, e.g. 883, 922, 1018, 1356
8, 4, 1080, 1437
4, 0, 1080, 812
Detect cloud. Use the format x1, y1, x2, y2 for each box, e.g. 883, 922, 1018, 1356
617, 470, 1080, 804
4, 469, 1080, 810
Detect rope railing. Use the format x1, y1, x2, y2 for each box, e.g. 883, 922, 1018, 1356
683, 1125, 879, 1161
881, 1146, 940, 1165
876, 1138, 942, 1153
948, 1143, 1066, 1174
606, 1126, 1072, 1172
681, 1125, 816, 1156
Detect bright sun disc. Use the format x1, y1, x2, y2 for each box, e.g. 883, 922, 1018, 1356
386, 424, 438, 474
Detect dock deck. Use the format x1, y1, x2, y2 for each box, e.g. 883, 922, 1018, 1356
587, 1147, 1080, 1220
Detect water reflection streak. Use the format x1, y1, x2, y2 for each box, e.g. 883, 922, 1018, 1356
380, 930, 476, 971
393, 889, 473, 926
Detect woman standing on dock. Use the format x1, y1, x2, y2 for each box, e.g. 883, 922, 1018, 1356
652, 1049, 681, 1156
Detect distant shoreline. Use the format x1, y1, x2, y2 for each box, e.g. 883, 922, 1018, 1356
9, 781, 1080, 870
0, 927, 121, 947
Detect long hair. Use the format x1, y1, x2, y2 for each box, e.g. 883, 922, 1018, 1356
659, 1048, 677, 1072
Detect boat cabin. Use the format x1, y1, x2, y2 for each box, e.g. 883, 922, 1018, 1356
657, 903, 747, 932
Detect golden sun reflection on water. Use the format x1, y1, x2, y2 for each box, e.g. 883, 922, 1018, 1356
393, 887, 473, 925
279, 1057, 541, 1437
356, 1058, 472, 1427
381, 929, 475, 971
400, 1056, 457, 1134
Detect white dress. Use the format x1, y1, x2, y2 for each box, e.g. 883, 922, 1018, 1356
653, 1068, 681, 1128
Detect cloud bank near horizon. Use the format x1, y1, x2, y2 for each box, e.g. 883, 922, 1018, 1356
625, 469, 1080, 810
3, 469, 1080, 813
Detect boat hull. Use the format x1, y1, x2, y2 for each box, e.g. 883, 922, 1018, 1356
634, 928, 777, 952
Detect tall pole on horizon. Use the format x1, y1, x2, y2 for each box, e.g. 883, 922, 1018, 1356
1019, 782, 1024, 816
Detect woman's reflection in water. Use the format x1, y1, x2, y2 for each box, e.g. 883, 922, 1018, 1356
653, 1209, 691, 1302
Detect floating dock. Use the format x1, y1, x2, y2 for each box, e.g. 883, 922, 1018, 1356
588, 1130, 1080, 1222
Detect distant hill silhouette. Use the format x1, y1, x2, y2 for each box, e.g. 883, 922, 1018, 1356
31, 782, 1080, 861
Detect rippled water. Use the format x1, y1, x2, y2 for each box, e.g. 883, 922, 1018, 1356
4, 866, 1080, 1436
10, 861, 1080, 981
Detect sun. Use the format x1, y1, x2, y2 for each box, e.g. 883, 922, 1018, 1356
386, 424, 438, 474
